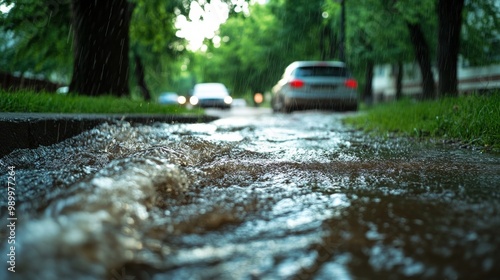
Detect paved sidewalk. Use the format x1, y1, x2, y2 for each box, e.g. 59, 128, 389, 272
0, 113, 218, 157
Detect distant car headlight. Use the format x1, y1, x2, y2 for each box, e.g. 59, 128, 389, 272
177, 96, 187, 105
224, 96, 233, 104
190, 96, 199, 105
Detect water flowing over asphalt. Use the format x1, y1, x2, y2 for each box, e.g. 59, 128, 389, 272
1, 109, 499, 280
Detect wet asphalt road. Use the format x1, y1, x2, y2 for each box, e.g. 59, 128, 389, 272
1, 107, 499, 280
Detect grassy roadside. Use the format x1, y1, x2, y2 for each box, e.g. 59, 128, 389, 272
0, 90, 202, 115
343, 93, 500, 152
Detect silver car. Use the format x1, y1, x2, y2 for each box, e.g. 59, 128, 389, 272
271, 61, 358, 112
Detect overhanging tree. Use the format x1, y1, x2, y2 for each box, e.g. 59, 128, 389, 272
0, 0, 73, 82
69, 0, 247, 97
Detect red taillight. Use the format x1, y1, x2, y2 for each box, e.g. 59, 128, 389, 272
345, 79, 358, 89
289, 79, 305, 88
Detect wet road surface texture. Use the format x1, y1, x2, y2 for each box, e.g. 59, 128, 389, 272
1, 108, 499, 279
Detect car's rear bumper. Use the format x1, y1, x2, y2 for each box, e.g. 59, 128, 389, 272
284, 97, 358, 111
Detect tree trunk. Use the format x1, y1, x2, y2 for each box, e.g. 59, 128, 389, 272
324, 25, 338, 60
329, 29, 338, 60
437, 0, 464, 97
407, 23, 435, 100
133, 53, 151, 101
69, 0, 131, 97
320, 25, 326, 61
395, 61, 403, 100
339, 0, 346, 62
363, 60, 374, 105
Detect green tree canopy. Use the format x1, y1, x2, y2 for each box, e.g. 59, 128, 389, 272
0, 0, 72, 83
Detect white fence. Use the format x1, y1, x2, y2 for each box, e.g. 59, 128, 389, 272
372, 63, 500, 101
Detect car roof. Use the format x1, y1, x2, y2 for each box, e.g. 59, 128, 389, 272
194, 83, 227, 88
283, 61, 346, 76
288, 61, 346, 68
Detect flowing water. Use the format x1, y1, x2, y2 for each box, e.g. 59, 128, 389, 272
0, 110, 499, 280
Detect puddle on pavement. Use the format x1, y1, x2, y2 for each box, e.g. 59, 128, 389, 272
0, 112, 499, 279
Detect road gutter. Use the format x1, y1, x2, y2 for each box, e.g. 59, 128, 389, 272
0, 113, 218, 157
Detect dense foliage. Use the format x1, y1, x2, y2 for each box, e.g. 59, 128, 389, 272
0, 0, 73, 82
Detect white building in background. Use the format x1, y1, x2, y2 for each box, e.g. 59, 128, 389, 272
372, 62, 500, 101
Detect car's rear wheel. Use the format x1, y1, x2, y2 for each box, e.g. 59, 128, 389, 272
272, 96, 288, 113
346, 103, 358, 111
277, 97, 293, 113
282, 106, 292, 113
271, 99, 279, 113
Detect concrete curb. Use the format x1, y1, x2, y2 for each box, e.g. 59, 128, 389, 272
0, 113, 218, 157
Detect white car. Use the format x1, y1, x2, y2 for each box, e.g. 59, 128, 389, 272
189, 83, 232, 109
271, 61, 358, 113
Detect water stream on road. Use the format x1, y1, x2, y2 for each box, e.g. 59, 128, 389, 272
1, 111, 499, 279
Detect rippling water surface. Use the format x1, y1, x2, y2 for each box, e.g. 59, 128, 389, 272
1, 111, 499, 279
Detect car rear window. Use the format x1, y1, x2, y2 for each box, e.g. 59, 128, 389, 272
294, 66, 348, 77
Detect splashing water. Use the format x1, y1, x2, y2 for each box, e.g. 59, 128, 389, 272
0, 112, 499, 279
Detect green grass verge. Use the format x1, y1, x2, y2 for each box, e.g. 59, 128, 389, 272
344, 93, 500, 152
0, 90, 202, 115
